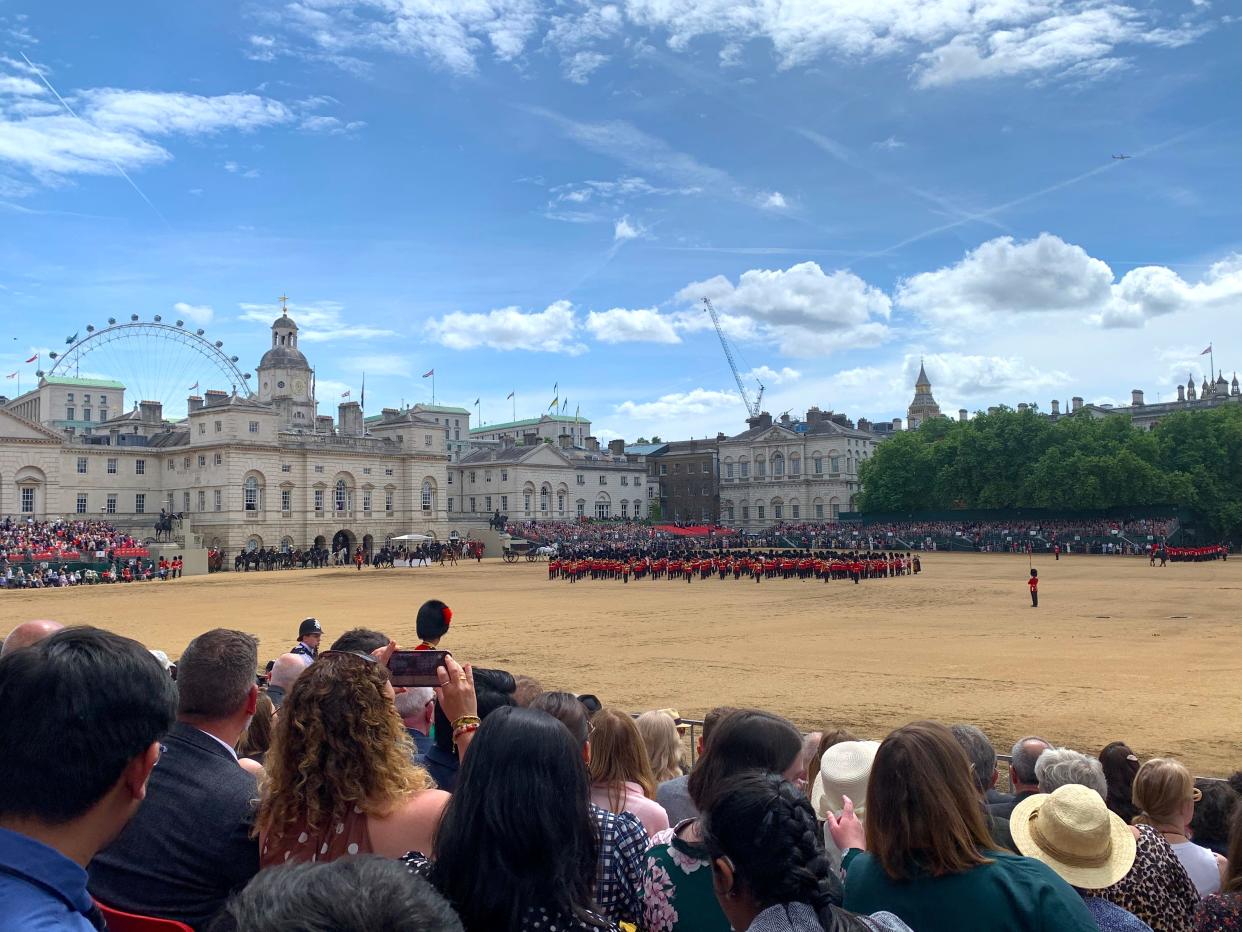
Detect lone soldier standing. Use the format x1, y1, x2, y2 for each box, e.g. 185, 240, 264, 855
291, 617, 322, 665
1028, 569, 1039, 608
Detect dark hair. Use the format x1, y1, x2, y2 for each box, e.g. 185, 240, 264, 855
531, 691, 589, 745
237, 693, 275, 760
224, 855, 463, 931
176, 628, 258, 720
1227, 802, 1242, 895
429, 706, 604, 931
1231, 772, 1242, 798
702, 772, 848, 929
416, 600, 451, 643
950, 724, 996, 793
1099, 741, 1142, 824
868, 721, 994, 881
1191, 779, 1238, 852
687, 709, 802, 811
433, 667, 516, 752
328, 628, 388, 654
0, 627, 176, 823
701, 706, 738, 745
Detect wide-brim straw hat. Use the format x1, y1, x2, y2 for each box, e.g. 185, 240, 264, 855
812, 740, 880, 820
1011, 784, 1136, 889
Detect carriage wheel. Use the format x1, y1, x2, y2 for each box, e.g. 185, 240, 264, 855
503, 552, 517, 563
526, 552, 537, 561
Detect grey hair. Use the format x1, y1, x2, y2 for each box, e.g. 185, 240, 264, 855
394, 686, 436, 718
1035, 747, 1107, 798
1009, 735, 1051, 785
268, 653, 306, 691
950, 724, 996, 792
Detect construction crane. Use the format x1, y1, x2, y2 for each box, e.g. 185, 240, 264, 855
702, 296, 763, 418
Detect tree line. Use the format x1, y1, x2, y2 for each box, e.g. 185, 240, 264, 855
857, 405, 1242, 538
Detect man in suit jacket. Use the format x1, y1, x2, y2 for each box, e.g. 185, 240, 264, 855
989, 735, 1051, 821
89, 629, 261, 931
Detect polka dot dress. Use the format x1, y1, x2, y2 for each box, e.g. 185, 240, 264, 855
260, 804, 374, 868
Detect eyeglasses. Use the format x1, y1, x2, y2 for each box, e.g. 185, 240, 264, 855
319, 649, 378, 664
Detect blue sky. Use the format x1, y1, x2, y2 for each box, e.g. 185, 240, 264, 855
1, 0, 1239, 440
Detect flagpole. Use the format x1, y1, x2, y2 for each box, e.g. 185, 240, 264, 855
432, 372, 436, 406
512, 392, 516, 422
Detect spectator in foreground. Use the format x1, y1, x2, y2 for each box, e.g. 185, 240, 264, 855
813, 740, 881, 870
257, 649, 449, 864
236, 692, 275, 774
265, 652, 305, 709
1130, 758, 1226, 898
425, 666, 516, 791
1195, 804, 1242, 929
638, 710, 685, 784
656, 706, 736, 826
829, 721, 1097, 931
951, 724, 1016, 852
1, 619, 65, 657
1009, 783, 1152, 931
1190, 779, 1238, 857
533, 690, 647, 929
328, 626, 389, 654
804, 728, 859, 805
1036, 747, 1109, 798
1100, 742, 1143, 825
89, 629, 262, 930
990, 735, 1051, 819
512, 673, 544, 707
643, 709, 804, 932
0, 627, 176, 931
589, 707, 670, 837
396, 686, 437, 761
404, 705, 621, 931
225, 856, 463, 932
702, 771, 910, 932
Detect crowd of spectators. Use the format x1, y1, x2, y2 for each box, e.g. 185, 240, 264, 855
2, 616, 1241, 932
0, 517, 144, 562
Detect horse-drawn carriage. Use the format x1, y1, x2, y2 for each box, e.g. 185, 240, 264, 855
502, 538, 535, 562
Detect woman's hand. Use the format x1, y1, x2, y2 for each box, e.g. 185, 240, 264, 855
825, 795, 866, 852
435, 653, 477, 724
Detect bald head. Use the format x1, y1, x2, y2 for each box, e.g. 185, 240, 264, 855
1010, 735, 1052, 790
269, 653, 306, 692
2, 620, 65, 658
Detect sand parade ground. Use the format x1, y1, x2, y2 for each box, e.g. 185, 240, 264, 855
4, 551, 1240, 774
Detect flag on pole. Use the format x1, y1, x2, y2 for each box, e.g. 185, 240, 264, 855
473, 397, 480, 406
361, 373, 365, 410
65, 332, 78, 345
24, 353, 38, 364
549, 381, 558, 411
422, 369, 434, 378
5, 372, 16, 379
1200, 344, 1212, 355
188, 381, 199, 392
341, 390, 351, 398
549, 395, 558, 411
506, 391, 514, 400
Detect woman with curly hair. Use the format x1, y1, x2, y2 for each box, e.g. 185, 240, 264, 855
257, 649, 451, 864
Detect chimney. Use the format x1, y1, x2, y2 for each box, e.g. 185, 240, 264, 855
805, 406, 822, 424
1072, 396, 1084, 412
1177, 385, 1186, 402
856, 417, 871, 431
892, 417, 902, 431
138, 400, 162, 424
1131, 389, 1144, 406
501, 434, 514, 449
559, 433, 573, 450
608, 438, 625, 456
779, 412, 792, 426
959, 409, 968, 422
204, 390, 228, 407
586, 436, 600, 452
338, 401, 363, 436
523, 431, 538, 446
1050, 400, 1060, 416
382, 407, 399, 419
188, 395, 203, 413
316, 414, 334, 433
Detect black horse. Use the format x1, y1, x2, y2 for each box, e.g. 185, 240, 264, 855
488, 511, 509, 532
154, 511, 183, 542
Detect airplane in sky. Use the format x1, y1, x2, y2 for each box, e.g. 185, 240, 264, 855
1112, 154, 1132, 160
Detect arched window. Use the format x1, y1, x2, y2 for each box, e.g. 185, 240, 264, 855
244, 476, 260, 512
772, 452, 784, 476
335, 479, 348, 512
557, 491, 565, 514
422, 481, 433, 510
540, 485, 550, 513
813, 454, 823, 476
756, 455, 766, 477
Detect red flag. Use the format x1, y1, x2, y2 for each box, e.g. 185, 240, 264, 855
422, 369, 434, 378
24, 353, 37, 363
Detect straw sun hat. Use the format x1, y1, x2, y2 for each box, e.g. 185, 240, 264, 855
811, 740, 880, 821
1010, 784, 1137, 889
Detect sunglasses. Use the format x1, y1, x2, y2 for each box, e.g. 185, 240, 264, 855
319, 649, 378, 664
577, 693, 602, 714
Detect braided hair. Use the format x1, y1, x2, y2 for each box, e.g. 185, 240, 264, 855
700, 771, 848, 929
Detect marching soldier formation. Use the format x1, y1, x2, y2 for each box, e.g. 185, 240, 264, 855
547, 548, 921, 585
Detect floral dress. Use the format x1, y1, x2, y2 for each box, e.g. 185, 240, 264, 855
1195, 893, 1242, 931
641, 821, 730, 932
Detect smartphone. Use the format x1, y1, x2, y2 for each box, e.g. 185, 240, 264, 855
388, 649, 451, 688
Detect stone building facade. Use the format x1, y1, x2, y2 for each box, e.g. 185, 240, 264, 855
646, 439, 720, 524
0, 310, 450, 556
718, 408, 877, 530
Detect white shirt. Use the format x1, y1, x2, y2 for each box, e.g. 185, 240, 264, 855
1171, 840, 1221, 896
197, 727, 239, 761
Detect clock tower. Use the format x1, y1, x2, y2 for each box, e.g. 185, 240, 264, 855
256, 300, 316, 428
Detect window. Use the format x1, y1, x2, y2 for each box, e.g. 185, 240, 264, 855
363, 467, 371, 475
540, 488, 549, 512
105, 493, 117, 515
502, 495, 509, 511
660, 464, 668, 475
335, 480, 348, 512
135, 493, 145, 514
84, 394, 91, 404
725, 462, 734, 479
469, 471, 476, 484
214, 453, 222, 466
281, 464, 291, 473
740, 461, 750, 478
244, 476, 260, 512
524, 493, 532, 515
689, 462, 698, 473
577, 500, 586, 517
425, 434, 433, 447
363, 491, 372, 513
183, 456, 190, 470
198, 455, 206, 467
107, 458, 118, 474
599, 475, 606, 485
791, 456, 801, 476
198, 491, 206, 512
214, 490, 222, 512
469, 496, 477, 512
214, 421, 222, 433
199, 423, 206, 434
76, 457, 87, 474
815, 504, 824, 519
135, 459, 145, 475
67, 392, 74, 402
831, 456, 841, 473
385, 467, 394, 476
183, 492, 190, 512
448, 496, 454, 512
99, 394, 107, 405
66, 407, 75, 421
314, 489, 325, 512
758, 505, 765, 519
501, 470, 508, 481
314, 464, 324, 473
485, 471, 492, 483
774, 503, 783, 519
674, 463, 681, 474
386, 491, 394, 513
813, 456, 823, 475
792, 503, 800, 518
757, 459, 766, 477
167, 458, 175, 471
248, 421, 259, 433
76, 493, 88, 514
577, 475, 585, 485
422, 482, 432, 510
83, 408, 91, 421
280, 489, 292, 513
485, 495, 492, 511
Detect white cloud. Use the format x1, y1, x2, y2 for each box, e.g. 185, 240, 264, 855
746, 365, 801, 385
300, 115, 367, 135
246, 34, 277, 62
172, 301, 213, 325
760, 190, 787, 210
873, 135, 905, 150
223, 160, 261, 178
301, 326, 399, 343
564, 50, 610, 83
616, 387, 741, 420
613, 215, 644, 241
1102, 254, 1242, 328
586, 307, 681, 344
910, 353, 1071, 398
427, 299, 586, 354
314, 378, 353, 401
678, 261, 892, 357
237, 300, 397, 342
